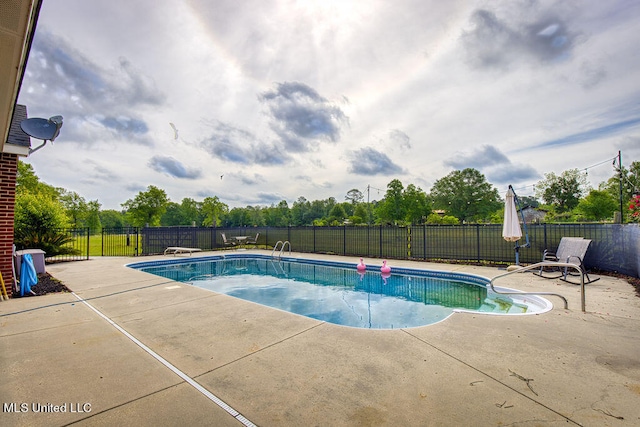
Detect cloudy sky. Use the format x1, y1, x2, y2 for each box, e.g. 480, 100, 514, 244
18, 0, 640, 210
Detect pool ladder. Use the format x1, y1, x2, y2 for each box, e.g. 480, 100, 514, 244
271, 240, 291, 259
269, 260, 287, 276
489, 261, 586, 312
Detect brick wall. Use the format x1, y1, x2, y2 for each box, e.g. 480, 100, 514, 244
0, 153, 18, 297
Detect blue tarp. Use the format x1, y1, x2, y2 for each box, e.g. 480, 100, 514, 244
20, 253, 38, 296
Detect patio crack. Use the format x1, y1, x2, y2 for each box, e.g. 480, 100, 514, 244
192, 322, 327, 379
401, 329, 582, 426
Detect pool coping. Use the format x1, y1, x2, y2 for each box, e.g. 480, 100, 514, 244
2, 250, 640, 426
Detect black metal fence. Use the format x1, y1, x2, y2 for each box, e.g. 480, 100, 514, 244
48, 224, 640, 278
44, 228, 91, 263
101, 227, 140, 256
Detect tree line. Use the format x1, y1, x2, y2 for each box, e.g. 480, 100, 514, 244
14, 159, 640, 251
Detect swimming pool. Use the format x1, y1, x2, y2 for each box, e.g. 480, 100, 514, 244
128, 254, 552, 329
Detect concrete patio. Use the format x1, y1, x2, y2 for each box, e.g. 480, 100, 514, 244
1, 250, 639, 426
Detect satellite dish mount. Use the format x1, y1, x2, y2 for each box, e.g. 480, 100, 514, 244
20, 115, 63, 154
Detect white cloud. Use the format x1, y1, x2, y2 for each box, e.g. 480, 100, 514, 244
18, 0, 640, 209
148, 156, 202, 179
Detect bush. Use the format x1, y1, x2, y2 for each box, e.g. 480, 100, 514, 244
15, 229, 79, 256
14, 193, 78, 256
426, 213, 459, 225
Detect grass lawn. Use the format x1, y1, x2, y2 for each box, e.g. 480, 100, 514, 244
72, 233, 142, 257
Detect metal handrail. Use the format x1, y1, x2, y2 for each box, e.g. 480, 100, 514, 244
489, 261, 587, 312
271, 241, 283, 258
271, 240, 291, 259
279, 241, 291, 258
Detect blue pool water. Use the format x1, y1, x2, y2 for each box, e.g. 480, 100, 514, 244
128, 255, 551, 329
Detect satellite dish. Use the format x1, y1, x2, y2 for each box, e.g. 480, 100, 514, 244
20, 115, 63, 154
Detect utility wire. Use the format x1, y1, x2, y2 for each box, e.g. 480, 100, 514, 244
503, 153, 619, 195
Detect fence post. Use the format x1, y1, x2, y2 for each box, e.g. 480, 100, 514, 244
365, 226, 369, 257
343, 225, 346, 255
407, 226, 411, 259
476, 224, 480, 264
379, 225, 383, 258
136, 227, 140, 256
86, 228, 90, 260
423, 224, 427, 260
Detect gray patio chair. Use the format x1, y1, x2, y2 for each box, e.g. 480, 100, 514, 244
246, 232, 260, 246
534, 237, 599, 284
221, 233, 236, 247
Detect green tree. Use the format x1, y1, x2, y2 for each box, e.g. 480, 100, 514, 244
60, 191, 88, 227
17, 161, 61, 199
161, 202, 183, 226
310, 198, 336, 224
351, 204, 368, 225
339, 201, 354, 217
121, 185, 169, 227
225, 207, 251, 226
246, 205, 266, 226
265, 200, 290, 226
14, 161, 78, 255
600, 160, 640, 219
100, 210, 126, 228
519, 195, 539, 208
201, 196, 228, 226
430, 168, 501, 222
403, 184, 431, 224
14, 192, 76, 255
161, 198, 202, 226
535, 169, 589, 213
426, 213, 459, 224
328, 203, 347, 225
376, 179, 405, 224
16, 161, 40, 191
345, 188, 364, 204
85, 200, 102, 233
322, 197, 337, 220
576, 189, 618, 221
180, 198, 201, 225
291, 196, 311, 225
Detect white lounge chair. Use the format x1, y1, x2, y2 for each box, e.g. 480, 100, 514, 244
164, 247, 202, 256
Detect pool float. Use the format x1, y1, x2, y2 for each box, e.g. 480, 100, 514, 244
380, 260, 391, 274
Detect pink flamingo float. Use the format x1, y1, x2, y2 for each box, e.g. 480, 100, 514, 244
357, 258, 366, 272
380, 260, 391, 274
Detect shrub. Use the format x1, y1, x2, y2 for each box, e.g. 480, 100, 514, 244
14, 193, 78, 256
630, 195, 640, 222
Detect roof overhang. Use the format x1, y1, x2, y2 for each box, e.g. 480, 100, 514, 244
1, 0, 42, 156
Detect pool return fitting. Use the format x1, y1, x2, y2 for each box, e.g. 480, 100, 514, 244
489, 261, 587, 313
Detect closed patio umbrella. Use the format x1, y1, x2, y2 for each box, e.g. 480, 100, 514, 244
503, 185, 524, 265
503, 186, 522, 242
